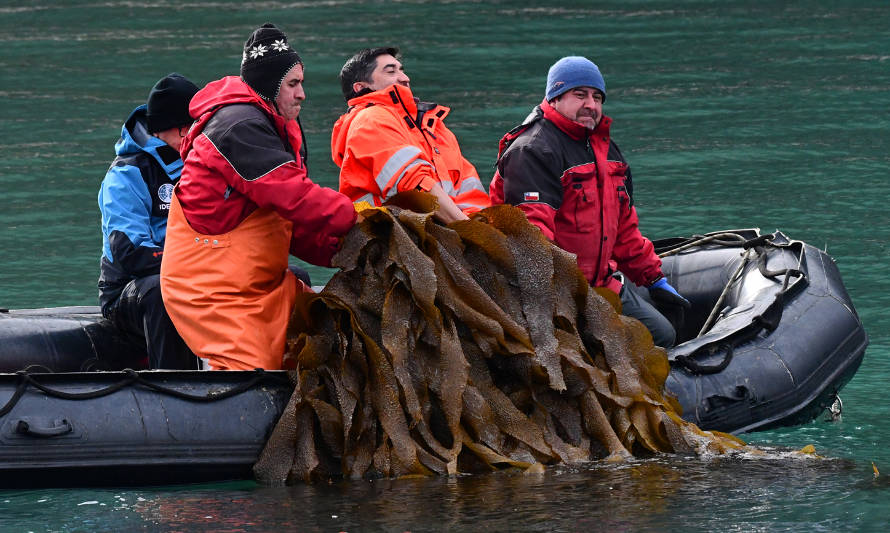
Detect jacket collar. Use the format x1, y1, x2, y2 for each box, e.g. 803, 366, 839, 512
332, 84, 451, 169
117, 104, 184, 178
347, 83, 417, 114
540, 99, 611, 141
346, 83, 451, 121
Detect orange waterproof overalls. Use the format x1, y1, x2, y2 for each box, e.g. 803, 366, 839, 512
160, 194, 301, 370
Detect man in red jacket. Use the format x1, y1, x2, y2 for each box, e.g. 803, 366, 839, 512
160, 23, 359, 370
490, 56, 689, 347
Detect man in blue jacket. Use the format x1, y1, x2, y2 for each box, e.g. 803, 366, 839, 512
98, 73, 200, 369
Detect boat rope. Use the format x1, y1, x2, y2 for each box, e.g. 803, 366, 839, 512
666, 232, 807, 376
697, 248, 755, 337
673, 343, 734, 375
0, 379, 28, 418
657, 232, 749, 258
670, 232, 780, 339
0, 369, 292, 418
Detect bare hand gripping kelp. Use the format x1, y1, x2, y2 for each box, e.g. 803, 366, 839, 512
254, 193, 746, 484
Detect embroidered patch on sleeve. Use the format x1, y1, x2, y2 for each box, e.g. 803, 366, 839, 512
523, 191, 540, 202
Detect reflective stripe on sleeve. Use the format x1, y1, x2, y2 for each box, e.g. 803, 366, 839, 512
375, 146, 423, 192
354, 192, 380, 206
384, 159, 433, 198
457, 177, 484, 194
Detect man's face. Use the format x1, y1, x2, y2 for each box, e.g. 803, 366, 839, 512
551, 87, 603, 129
357, 54, 410, 93
275, 63, 306, 121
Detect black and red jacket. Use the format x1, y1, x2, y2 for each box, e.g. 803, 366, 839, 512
489, 100, 662, 293
176, 76, 356, 267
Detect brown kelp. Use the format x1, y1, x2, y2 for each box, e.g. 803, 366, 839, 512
254, 195, 745, 484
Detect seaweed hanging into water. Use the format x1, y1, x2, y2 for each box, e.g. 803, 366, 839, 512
254, 194, 745, 484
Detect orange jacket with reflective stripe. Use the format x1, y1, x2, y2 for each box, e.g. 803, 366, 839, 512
331, 84, 490, 213
160, 194, 308, 370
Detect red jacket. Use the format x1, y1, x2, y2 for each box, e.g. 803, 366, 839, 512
331, 84, 489, 214
177, 76, 356, 267
490, 101, 662, 292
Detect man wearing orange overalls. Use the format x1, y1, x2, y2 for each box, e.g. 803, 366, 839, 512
160, 24, 359, 370
331, 47, 490, 223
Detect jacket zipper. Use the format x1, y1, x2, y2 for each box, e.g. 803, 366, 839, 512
590, 138, 606, 284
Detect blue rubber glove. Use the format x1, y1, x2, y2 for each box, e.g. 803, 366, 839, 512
648, 277, 691, 336
647, 277, 691, 309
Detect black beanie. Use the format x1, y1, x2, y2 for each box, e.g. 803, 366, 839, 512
240, 23, 303, 102
145, 73, 199, 133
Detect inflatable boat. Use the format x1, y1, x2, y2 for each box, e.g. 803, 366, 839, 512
0, 229, 867, 487
656, 229, 866, 433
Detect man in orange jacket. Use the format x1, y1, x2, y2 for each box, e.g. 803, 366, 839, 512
331, 47, 490, 223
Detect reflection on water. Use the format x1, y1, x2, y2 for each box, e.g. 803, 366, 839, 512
1, 453, 878, 532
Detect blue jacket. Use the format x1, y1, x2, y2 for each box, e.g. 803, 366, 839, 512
98, 104, 183, 313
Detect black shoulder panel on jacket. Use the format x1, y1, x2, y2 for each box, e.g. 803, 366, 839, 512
203, 104, 295, 182
499, 121, 565, 210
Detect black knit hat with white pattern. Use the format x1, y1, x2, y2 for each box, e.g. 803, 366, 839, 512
240, 23, 303, 102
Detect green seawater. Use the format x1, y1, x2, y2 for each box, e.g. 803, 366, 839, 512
1, 1, 889, 530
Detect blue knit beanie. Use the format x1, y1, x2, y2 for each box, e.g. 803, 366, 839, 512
545, 56, 606, 102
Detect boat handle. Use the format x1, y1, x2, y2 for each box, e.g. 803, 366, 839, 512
15, 418, 73, 438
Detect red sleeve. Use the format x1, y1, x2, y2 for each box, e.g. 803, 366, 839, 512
612, 202, 662, 287
231, 160, 356, 267
489, 170, 505, 204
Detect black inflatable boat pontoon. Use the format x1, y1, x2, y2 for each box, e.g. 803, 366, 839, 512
0, 229, 867, 487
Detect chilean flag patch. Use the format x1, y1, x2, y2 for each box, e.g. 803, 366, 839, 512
523, 191, 540, 202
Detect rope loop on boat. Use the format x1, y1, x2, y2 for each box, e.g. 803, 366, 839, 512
0, 369, 292, 418
0, 375, 30, 418
658, 232, 749, 258
754, 247, 804, 287
741, 234, 776, 250
658, 232, 781, 259
673, 343, 734, 375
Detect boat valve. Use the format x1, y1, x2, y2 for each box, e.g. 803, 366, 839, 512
826, 394, 843, 422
